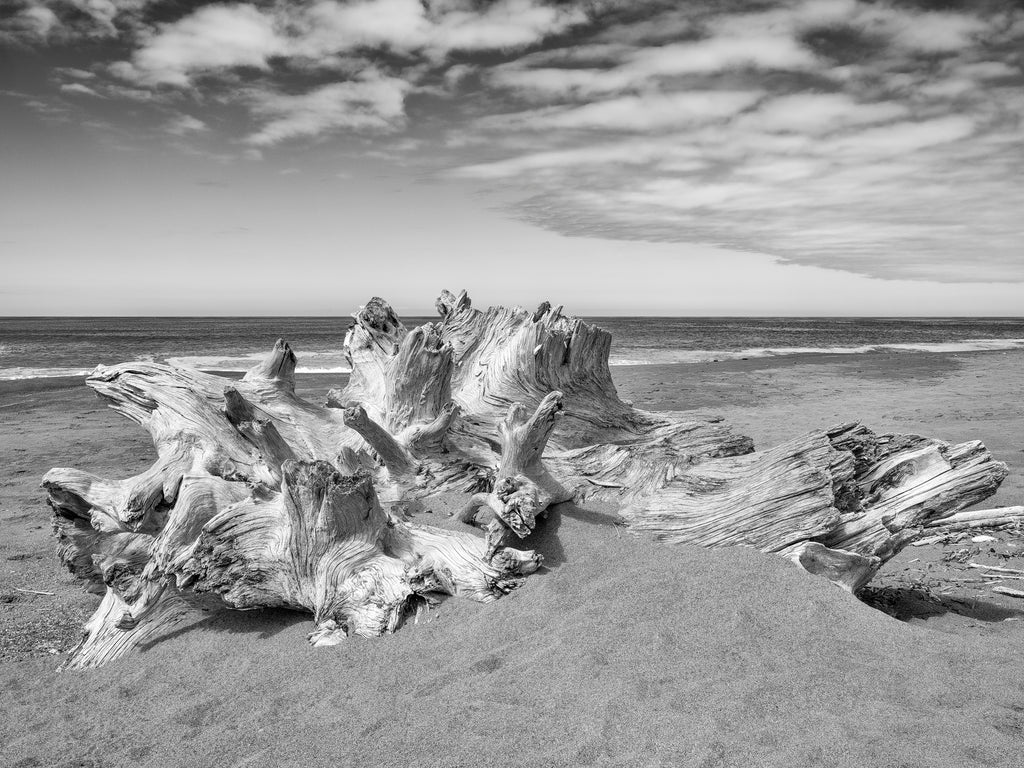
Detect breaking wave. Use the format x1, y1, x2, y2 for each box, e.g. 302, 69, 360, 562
3, 338, 1022, 380
607, 338, 1024, 366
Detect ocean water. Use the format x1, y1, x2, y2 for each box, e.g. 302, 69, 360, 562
1, 315, 1024, 381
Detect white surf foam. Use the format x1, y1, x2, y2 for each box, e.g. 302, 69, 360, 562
0, 367, 95, 380
608, 338, 1024, 366
4, 338, 1021, 379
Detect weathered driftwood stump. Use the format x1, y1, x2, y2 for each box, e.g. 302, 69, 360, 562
44, 290, 1014, 668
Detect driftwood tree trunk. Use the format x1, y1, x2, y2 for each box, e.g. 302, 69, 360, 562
458, 390, 571, 561
43, 290, 1014, 668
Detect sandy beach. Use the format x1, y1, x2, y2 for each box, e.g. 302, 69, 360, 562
5, 0, 1022, 761
2, 349, 1023, 766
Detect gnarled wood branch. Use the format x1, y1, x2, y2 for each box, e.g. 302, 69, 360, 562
458, 390, 571, 560
42, 289, 1011, 668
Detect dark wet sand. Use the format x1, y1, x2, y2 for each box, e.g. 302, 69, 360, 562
2, 350, 1023, 767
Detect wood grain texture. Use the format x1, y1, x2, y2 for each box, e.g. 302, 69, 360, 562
42, 290, 1015, 668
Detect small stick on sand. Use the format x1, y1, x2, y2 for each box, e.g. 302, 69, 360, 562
14, 587, 56, 596
991, 586, 1024, 598
968, 563, 1024, 575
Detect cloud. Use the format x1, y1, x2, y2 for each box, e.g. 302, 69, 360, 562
14, 5, 59, 39
427, 0, 587, 52
451, 137, 700, 178
821, 115, 977, 156
626, 34, 818, 77
63, 0, 123, 36
443, 62, 476, 89
873, 9, 989, 53
59, 82, 102, 97
620, 178, 770, 211
740, 93, 908, 134
5, 0, 1023, 283
127, 5, 286, 86
295, 0, 586, 57
55, 67, 96, 80
505, 153, 1023, 282
115, 0, 587, 88
0, 0, 151, 42
956, 61, 1018, 80
492, 34, 819, 98
245, 72, 411, 145
102, 83, 154, 100
441, 1, 1024, 282
465, 109, 1020, 281
86, 0, 589, 144
166, 114, 208, 135
476, 91, 763, 133
290, 0, 431, 56
489, 1, 1011, 102
489, 66, 632, 98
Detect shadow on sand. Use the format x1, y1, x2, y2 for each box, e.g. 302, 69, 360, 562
861, 584, 1024, 624
133, 502, 598, 654
137, 605, 308, 655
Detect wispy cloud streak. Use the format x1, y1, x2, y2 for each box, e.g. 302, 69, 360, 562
2, 0, 1022, 282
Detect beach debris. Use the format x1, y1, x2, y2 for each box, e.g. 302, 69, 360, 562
456, 391, 569, 561
925, 506, 1024, 532
992, 586, 1024, 599
40, 289, 1015, 669
968, 563, 1024, 575
944, 547, 979, 564
971, 535, 998, 543
14, 587, 56, 596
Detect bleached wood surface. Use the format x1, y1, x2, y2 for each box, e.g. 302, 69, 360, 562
43, 290, 1013, 668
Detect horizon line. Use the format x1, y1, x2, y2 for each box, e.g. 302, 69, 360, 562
3, 314, 1024, 320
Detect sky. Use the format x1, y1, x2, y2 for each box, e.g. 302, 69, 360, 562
1, 0, 1022, 316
